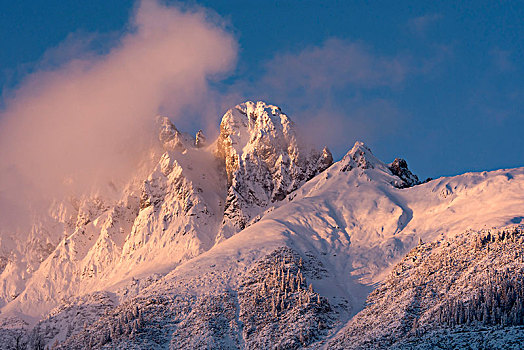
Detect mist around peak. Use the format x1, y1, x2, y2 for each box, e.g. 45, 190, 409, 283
0, 0, 237, 232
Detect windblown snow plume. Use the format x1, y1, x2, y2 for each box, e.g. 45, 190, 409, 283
0, 0, 236, 231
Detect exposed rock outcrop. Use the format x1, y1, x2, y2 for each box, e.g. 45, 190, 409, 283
389, 158, 420, 188
216, 101, 333, 235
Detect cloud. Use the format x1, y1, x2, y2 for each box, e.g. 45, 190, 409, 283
292, 99, 404, 156
0, 0, 237, 230
261, 38, 407, 94
239, 38, 410, 157
490, 48, 515, 72
408, 14, 442, 35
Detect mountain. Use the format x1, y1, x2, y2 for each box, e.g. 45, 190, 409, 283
216, 101, 332, 238
1, 101, 524, 349
328, 226, 524, 349
0, 101, 331, 321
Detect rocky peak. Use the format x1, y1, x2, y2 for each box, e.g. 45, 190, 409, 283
317, 147, 334, 172
155, 116, 195, 151
216, 101, 295, 184
195, 130, 206, 148
338, 141, 421, 188
388, 158, 420, 188
339, 141, 384, 172
216, 101, 333, 236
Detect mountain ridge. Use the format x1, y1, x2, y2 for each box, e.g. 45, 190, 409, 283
1, 101, 524, 349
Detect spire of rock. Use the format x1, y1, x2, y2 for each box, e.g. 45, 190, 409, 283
389, 158, 420, 188
216, 101, 333, 237
155, 116, 195, 151
195, 130, 206, 148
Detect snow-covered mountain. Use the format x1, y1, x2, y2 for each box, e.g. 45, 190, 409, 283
216, 101, 332, 238
1, 101, 524, 349
328, 226, 524, 349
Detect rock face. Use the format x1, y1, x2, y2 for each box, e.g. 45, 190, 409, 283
156, 116, 196, 151
216, 101, 332, 236
389, 158, 420, 188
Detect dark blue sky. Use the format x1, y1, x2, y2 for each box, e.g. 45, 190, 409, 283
1, 1, 523, 180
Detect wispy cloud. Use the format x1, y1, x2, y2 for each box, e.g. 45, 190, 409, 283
261, 38, 407, 93
408, 14, 442, 35
0, 0, 237, 230
239, 38, 411, 156
490, 48, 515, 72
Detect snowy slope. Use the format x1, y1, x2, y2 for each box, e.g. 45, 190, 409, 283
140, 141, 524, 316
1, 101, 524, 349
38, 142, 524, 349
0, 101, 331, 321
328, 226, 524, 349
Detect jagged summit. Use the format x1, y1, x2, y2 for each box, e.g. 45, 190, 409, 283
388, 158, 420, 188
216, 101, 333, 235
216, 101, 315, 183
336, 141, 420, 188
156, 116, 207, 150
338, 141, 385, 172
155, 116, 195, 151
2, 100, 524, 349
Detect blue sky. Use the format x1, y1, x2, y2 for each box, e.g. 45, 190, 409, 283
1, 0, 523, 180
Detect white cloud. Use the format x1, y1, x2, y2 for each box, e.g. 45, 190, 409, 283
0, 0, 237, 230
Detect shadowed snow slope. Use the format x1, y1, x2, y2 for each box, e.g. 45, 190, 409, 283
328, 226, 524, 349
148, 141, 524, 314
1, 102, 524, 349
